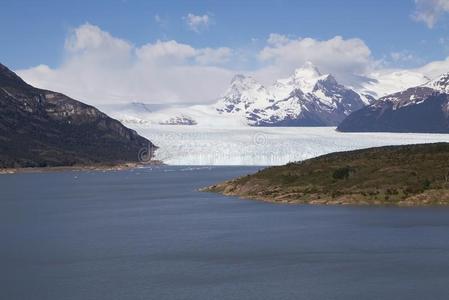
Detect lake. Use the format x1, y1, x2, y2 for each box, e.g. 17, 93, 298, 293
1, 166, 449, 299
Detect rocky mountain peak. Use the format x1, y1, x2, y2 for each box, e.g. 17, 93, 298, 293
230, 74, 257, 85
228, 74, 264, 94
230, 74, 246, 83
319, 74, 338, 85
425, 72, 449, 93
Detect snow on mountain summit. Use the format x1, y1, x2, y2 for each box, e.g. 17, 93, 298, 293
270, 61, 328, 99
290, 61, 326, 93
214, 62, 367, 126
424, 72, 449, 93
215, 74, 270, 115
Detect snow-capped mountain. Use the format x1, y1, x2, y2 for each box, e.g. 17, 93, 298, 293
215, 62, 367, 126
338, 72, 449, 133
215, 74, 270, 116
109, 62, 433, 128
425, 72, 449, 93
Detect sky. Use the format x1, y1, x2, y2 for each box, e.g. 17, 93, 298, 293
1, 0, 449, 104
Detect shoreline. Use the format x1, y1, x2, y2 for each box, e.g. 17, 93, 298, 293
0, 161, 164, 175
200, 185, 449, 207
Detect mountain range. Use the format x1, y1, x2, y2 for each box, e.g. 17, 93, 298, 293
114, 62, 373, 127
111, 62, 449, 134
0, 63, 155, 168
215, 62, 370, 126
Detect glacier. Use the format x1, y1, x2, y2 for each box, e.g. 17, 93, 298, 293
131, 125, 449, 165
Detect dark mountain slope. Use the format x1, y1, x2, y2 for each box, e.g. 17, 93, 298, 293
0, 63, 155, 168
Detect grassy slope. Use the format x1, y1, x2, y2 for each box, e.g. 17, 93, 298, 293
203, 143, 449, 205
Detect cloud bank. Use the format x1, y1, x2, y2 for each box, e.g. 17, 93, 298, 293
19, 24, 233, 104
255, 34, 375, 86
17, 23, 449, 105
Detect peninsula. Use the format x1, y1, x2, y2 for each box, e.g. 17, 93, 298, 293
202, 143, 449, 206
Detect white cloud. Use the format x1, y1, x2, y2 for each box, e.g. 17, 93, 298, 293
135, 40, 232, 65
412, 0, 449, 28
17, 29, 379, 104
256, 35, 374, 86
18, 24, 233, 105
414, 56, 449, 78
64, 23, 126, 52
388, 50, 423, 66
184, 13, 211, 33
266, 33, 290, 46
195, 47, 232, 65
136, 40, 197, 63
15, 24, 449, 107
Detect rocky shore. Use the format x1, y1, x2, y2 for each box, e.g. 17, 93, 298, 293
0, 161, 164, 175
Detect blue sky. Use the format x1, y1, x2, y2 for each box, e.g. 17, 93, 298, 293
3, 0, 449, 105
1, 0, 448, 69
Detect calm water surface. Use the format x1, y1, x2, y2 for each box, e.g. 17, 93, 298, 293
1, 166, 449, 300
